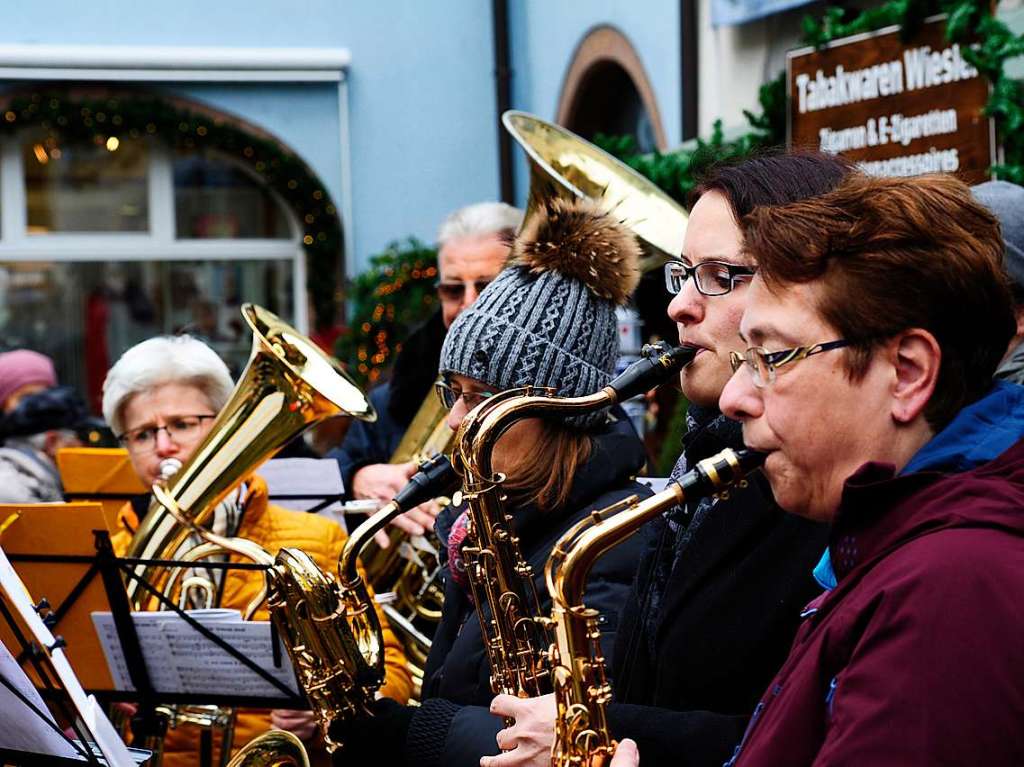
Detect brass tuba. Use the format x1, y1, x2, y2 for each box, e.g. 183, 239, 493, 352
224, 730, 309, 767
545, 448, 766, 767
450, 344, 696, 707
503, 110, 689, 272
124, 303, 376, 609
160, 454, 458, 754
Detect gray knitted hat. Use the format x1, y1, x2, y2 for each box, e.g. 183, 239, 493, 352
439, 197, 642, 427
972, 180, 1024, 294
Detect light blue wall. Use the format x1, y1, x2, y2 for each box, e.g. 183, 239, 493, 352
507, 0, 683, 207
0, 0, 503, 276
0, 1, 687, 274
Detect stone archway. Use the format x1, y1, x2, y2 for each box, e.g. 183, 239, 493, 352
557, 25, 668, 153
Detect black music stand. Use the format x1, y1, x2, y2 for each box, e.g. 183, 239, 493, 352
3, 530, 307, 767
0, 552, 152, 766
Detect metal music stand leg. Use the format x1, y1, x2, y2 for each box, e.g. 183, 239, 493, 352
93, 530, 167, 759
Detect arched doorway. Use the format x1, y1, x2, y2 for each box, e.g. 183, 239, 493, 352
557, 25, 668, 154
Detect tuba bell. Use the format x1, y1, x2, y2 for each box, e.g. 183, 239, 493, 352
502, 110, 688, 272
124, 303, 376, 609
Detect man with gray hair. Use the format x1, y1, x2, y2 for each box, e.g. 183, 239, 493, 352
973, 179, 1024, 384
330, 201, 522, 534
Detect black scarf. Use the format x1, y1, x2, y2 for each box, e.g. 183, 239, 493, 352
641, 404, 743, 656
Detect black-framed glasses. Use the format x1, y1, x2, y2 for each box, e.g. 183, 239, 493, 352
664, 260, 755, 297
729, 340, 852, 388
117, 414, 217, 453
435, 279, 493, 302
434, 379, 497, 410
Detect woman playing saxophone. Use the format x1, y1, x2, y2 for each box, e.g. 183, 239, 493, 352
327, 197, 656, 767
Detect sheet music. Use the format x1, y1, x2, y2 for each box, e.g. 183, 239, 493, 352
91, 610, 300, 698
261, 457, 346, 519
0, 547, 135, 767
0, 638, 79, 757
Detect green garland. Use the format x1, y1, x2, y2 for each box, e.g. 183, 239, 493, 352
0, 87, 344, 328
603, 1, 1024, 198
334, 238, 440, 386
801, 0, 1024, 181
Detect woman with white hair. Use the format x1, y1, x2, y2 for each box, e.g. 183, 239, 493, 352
104, 334, 412, 767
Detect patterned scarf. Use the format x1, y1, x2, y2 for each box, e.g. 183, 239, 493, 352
641, 404, 743, 656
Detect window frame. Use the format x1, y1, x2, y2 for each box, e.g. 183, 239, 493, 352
0, 137, 309, 331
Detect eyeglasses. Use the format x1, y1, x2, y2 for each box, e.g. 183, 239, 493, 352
117, 414, 217, 453
434, 380, 496, 410
729, 340, 852, 388
435, 279, 493, 302
664, 260, 755, 297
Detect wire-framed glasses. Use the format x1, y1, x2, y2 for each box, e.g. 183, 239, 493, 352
664, 260, 755, 297
434, 379, 497, 410
117, 414, 217, 453
729, 340, 852, 388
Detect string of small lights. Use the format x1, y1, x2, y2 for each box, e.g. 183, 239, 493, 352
0, 87, 345, 331
334, 238, 439, 386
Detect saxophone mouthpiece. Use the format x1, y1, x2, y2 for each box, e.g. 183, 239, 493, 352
734, 448, 767, 475
608, 342, 697, 403
393, 454, 459, 511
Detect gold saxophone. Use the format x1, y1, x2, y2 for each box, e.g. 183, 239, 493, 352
545, 448, 766, 767
160, 454, 458, 755
450, 343, 697, 706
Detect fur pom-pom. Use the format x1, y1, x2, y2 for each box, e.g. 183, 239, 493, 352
510, 197, 642, 304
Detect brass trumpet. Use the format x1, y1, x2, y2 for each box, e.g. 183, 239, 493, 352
545, 448, 766, 767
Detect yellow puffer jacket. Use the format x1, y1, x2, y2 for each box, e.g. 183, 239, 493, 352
112, 475, 412, 767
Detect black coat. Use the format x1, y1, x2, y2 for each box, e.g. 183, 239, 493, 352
605, 412, 830, 767
331, 416, 651, 767
327, 310, 446, 497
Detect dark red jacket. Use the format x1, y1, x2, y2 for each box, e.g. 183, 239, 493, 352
730, 438, 1024, 766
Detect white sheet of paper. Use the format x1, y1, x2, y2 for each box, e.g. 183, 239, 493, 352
91, 610, 299, 698
0, 547, 135, 767
0, 638, 79, 757
260, 457, 346, 520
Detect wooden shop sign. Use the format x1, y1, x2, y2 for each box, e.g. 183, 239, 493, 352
787, 16, 996, 184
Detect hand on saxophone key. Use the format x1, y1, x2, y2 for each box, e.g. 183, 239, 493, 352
480, 693, 556, 767
610, 739, 639, 767
270, 708, 318, 742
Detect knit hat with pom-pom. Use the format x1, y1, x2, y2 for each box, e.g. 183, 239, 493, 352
439, 196, 641, 427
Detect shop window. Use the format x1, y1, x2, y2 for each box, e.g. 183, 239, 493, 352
23, 134, 149, 233
1, 135, 305, 410
174, 150, 291, 239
